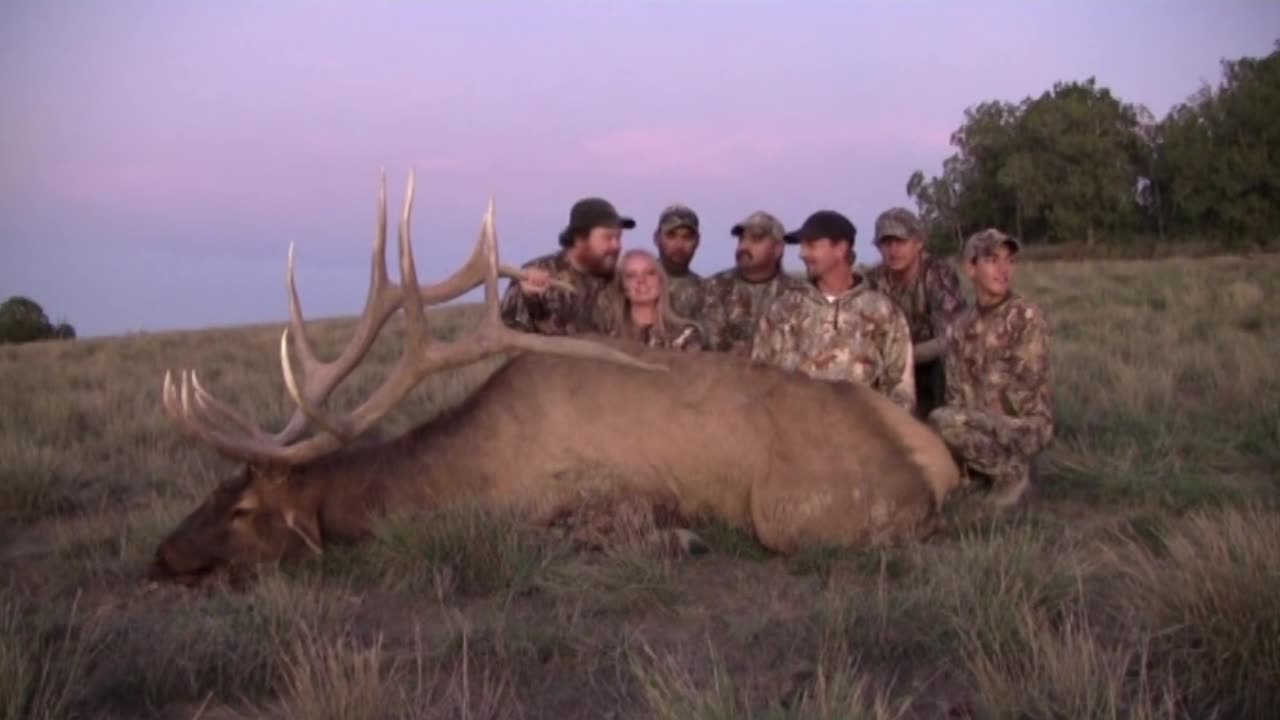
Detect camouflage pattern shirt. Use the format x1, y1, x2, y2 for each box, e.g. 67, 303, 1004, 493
699, 268, 797, 356
865, 253, 967, 362
750, 274, 917, 412
593, 305, 707, 352
635, 322, 705, 351
666, 270, 704, 321
942, 292, 1053, 442
499, 251, 608, 335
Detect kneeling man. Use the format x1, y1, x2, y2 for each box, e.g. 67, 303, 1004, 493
928, 229, 1053, 508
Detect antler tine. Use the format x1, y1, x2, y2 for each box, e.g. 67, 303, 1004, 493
162, 369, 226, 445
280, 329, 352, 440
399, 168, 428, 352
189, 371, 273, 441
482, 196, 501, 326
158, 171, 642, 468
285, 242, 318, 385
160, 370, 198, 437
271, 171, 565, 446
270, 169, 399, 445
264, 196, 672, 451
174, 368, 344, 465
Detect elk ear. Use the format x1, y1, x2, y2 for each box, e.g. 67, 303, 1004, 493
284, 509, 323, 556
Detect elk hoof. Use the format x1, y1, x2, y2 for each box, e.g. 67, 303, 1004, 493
674, 529, 709, 556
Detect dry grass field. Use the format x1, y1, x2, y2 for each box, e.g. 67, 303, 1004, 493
2, 254, 1278, 719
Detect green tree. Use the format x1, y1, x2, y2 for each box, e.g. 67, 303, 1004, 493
0, 296, 76, 344
1157, 41, 1280, 247
1011, 78, 1149, 245
906, 39, 1280, 252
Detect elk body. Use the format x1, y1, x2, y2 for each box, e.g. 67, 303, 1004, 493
151, 173, 961, 585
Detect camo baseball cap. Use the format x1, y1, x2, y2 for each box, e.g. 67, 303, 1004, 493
874, 207, 925, 244
656, 204, 700, 235
963, 228, 1023, 261
559, 197, 636, 247
730, 211, 785, 241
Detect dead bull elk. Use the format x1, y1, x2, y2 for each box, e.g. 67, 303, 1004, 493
151, 172, 962, 585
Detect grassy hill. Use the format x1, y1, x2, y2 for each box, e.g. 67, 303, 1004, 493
2, 255, 1278, 719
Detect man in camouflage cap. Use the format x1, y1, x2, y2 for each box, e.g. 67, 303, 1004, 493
927, 228, 1053, 509
866, 207, 967, 418
652, 204, 704, 320
698, 210, 798, 355
751, 210, 916, 413
500, 196, 635, 335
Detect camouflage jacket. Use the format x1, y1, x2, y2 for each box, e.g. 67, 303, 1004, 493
699, 268, 797, 356
943, 292, 1053, 432
865, 253, 966, 363
499, 251, 608, 335
593, 305, 706, 352
666, 270, 704, 321
750, 273, 917, 412
635, 321, 705, 351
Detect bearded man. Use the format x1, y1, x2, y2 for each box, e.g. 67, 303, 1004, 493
652, 203, 704, 319
500, 197, 634, 335
698, 211, 798, 355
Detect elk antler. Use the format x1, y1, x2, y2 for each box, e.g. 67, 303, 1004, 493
161, 171, 667, 466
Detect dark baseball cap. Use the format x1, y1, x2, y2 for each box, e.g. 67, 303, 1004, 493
559, 197, 636, 247
784, 210, 857, 245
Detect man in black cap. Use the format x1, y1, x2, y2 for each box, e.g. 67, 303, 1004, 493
750, 210, 917, 412
500, 196, 635, 335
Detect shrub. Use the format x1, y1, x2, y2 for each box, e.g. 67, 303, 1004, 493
0, 296, 75, 344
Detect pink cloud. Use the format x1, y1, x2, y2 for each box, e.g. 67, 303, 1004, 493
578, 127, 791, 179
576, 123, 955, 180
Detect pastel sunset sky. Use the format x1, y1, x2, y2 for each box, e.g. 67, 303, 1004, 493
3, 1, 1278, 338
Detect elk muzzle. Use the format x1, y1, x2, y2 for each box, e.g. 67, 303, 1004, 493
149, 541, 216, 586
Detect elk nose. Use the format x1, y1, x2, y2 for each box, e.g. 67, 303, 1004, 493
148, 551, 168, 579
149, 545, 177, 580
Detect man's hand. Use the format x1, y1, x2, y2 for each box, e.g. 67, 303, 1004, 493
519, 268, 553, 297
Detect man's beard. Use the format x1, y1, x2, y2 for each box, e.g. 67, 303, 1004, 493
661, 252, 691, 274
584, 252, 618, 277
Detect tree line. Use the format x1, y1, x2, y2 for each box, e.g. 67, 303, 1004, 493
907, 40, 1279, 252
0, 296, 76, 344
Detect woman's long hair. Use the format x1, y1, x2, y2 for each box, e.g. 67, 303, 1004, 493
598, 248, 699, 342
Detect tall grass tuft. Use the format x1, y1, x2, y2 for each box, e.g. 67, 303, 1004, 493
1101, 504, 1280, 717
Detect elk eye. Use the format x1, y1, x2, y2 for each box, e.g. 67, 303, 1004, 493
231, 507, 253, 519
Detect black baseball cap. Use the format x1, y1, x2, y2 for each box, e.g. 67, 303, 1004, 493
783, 210, 857, 245
558, 197, 636, 247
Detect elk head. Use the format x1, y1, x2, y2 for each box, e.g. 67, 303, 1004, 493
150, 171, 667, 586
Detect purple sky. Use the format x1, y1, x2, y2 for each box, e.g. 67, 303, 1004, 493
3, 1, 1278, 338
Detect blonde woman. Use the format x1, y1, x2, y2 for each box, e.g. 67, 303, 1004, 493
596, 249, 705, 350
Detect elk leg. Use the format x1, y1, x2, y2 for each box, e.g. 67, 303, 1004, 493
541, 488, 707, 558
